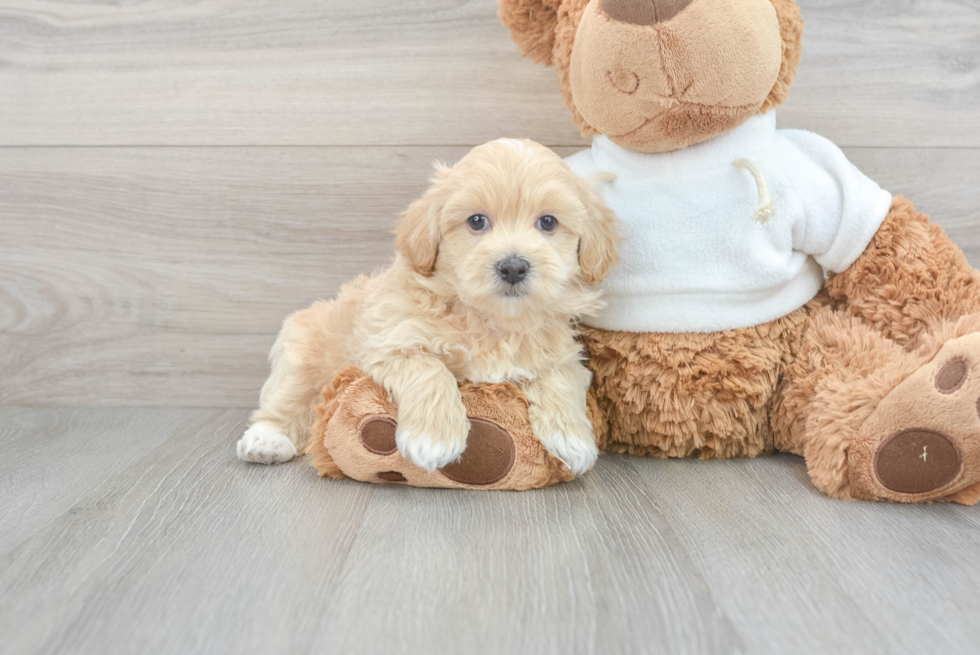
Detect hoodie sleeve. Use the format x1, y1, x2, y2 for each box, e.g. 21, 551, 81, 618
780, 129, 894, 274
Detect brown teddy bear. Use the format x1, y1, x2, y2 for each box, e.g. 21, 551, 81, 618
494, 0, 980, 503
308, 367, 572, 490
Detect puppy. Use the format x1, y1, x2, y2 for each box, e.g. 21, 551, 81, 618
237, 139, 619, 474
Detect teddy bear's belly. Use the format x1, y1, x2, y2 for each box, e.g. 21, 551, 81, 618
582, 301, 816, 459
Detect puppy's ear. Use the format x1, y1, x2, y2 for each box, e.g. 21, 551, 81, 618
498, 0, 563, 66
576, 181, 620, 286
395, 163, 451, 277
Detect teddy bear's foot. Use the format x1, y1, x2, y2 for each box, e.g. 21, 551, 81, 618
308, 367, 575, 491
357, 416, 516, 486
850, 333, 980, 503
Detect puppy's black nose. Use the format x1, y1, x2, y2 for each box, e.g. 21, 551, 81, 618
496, 255, 530, 285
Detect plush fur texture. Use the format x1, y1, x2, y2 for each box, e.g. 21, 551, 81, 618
499, 0, 804, 151
783, 312, 980, 503
569, 0, 783, 152
497, 0, 562, 65
826, 196, 980, 348
309, 367, 573, 490
582, 300, 814, 460
241, 138, 619, 479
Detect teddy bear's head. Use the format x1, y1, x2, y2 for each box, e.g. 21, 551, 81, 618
499, 0, 803, 153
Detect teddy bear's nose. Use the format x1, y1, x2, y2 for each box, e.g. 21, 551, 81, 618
601, 0, 695, 25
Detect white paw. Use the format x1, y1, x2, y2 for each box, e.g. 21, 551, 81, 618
394, 404, 469, 472
540, 432, 599, 476
237, 422, 297, 464
530, 405, 599, 476
395, 428, 468, 472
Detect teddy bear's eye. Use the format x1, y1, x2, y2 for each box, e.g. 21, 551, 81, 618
536, 215, 559, 233
467, 214, 489, 232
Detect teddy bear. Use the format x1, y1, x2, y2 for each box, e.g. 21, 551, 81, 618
308, 367, 573, 490
494, 0, 980, 504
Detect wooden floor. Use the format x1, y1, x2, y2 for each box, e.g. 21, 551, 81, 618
3, 407, 980, 655
2, 1, 980, 653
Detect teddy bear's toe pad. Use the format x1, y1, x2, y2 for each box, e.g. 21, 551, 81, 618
440, 419, 516, 485
935, 358, 970, 393
360, 417, 398, 455
874, 429, 962, 494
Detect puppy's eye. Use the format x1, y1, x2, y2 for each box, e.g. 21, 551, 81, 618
536, 215, 559, 233
467, 214, 489, 232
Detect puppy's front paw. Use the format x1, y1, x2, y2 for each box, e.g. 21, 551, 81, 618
530, 407, 599, 476
395, 404, 470, 472
541, 434, 599, 476
237, 422, 298, 464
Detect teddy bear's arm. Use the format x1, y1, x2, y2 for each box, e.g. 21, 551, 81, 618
779, 130, 894, 274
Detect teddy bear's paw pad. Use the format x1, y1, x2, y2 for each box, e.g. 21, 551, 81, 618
935, 358, 970, 393
439, 418, 516, 486
359, 417, 398, 455
377, 471, 407, 483
874, 429, 962, 494
861, 332, 980, 500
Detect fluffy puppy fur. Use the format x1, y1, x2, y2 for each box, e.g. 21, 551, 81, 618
237, 139, 620, 474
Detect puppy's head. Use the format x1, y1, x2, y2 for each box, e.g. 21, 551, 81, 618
395, 139, 619, 319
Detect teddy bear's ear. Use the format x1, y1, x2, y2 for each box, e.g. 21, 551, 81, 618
498, 0, 563, 66
762, 0, 804, 112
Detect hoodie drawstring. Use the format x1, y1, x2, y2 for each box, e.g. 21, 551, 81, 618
734, 158, 776, 224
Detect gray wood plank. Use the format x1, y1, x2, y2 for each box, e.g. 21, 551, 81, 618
0, 0, 977, 147
0, 145, 417, 407
780, 0, 980, 148
629, 454, 980, 654
0, 406, 230, 555
2, 145, 978, 407
1, 407, 978, 655
311, 455, 741, 655
0, 407, 739, 655
0, 407, 378, 655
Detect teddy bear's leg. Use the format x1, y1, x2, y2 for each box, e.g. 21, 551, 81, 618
779, 196, 980, 503
309, 369, 574, 490
773, 308, 980, 504
581, 302, 814, 459
827, 196, 980, 348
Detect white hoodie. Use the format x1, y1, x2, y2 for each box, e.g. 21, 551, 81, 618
564, 112, 893, 334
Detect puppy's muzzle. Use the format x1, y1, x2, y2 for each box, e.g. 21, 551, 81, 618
495, 255, 530, 286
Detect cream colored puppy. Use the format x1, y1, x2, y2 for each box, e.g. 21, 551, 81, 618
237, 139, 619, 474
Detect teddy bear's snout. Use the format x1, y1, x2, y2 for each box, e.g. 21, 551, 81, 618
601, 0, 695, 25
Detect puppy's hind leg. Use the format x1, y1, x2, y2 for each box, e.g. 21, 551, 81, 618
238, 300, 355, 465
